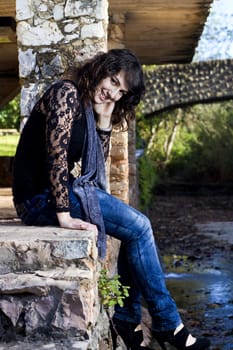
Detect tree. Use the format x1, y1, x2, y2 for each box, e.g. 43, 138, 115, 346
137, 100, 233, 185
0, 95, 20, 130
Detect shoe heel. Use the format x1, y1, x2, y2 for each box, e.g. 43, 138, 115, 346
110, 318, 151, 350
153, 334, 167, 350
109, 320, 118, 350
156, 339, 167, 350
153, 326, 210, 350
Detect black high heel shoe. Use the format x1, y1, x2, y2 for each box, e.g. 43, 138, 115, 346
110, 317, 152, 350
153, 326, 210, 350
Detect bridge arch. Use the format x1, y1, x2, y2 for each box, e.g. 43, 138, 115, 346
142, 59, 233, 116
128, 59, 233, 205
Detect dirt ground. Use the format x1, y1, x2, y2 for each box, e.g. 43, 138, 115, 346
149, 191, 233, 258
146, 189, 233, 350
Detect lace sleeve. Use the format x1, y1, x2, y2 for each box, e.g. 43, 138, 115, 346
43, 81, 80, 212
96, 129, 112, 160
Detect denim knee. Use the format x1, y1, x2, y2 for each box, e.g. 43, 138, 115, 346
133, 213, 154, 242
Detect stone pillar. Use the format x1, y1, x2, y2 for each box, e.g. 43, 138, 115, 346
108, 11, 138, 207
128, 120, 138, 208
110, 130, 129, 203
16, 0, 108, 118
108, 10, 128, 203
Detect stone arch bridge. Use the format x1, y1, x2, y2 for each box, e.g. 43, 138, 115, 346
141, 58, 233, 117
128, 58, 233, 204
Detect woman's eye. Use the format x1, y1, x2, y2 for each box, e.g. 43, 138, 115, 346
111, 77, 117, 85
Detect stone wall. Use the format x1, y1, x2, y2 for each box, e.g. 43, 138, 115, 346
0, 224, 111, 349
108, 10, 138, 207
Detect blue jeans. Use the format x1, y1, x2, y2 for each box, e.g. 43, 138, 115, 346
15, 187, 181, 332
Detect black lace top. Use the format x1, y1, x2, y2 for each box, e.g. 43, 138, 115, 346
13, 80, 111, 212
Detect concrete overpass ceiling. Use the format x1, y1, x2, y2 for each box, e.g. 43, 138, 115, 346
109, 0, 213, 65
0, 0, 213, 108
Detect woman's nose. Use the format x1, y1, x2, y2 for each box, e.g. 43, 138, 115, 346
109, 88, 120, 101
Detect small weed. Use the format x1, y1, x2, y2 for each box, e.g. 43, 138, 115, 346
98, 269, 130, 309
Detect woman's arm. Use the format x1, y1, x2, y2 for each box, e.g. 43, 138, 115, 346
93, 101, 115, 130
44, 81, 97, 233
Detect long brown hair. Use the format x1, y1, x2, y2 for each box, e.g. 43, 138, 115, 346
72, 49, 145, 130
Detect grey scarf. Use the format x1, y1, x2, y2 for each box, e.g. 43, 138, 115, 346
72, 103, 107, 259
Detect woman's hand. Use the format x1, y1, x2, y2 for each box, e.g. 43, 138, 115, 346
57, 212, 98, 235
93, 101, 115, 129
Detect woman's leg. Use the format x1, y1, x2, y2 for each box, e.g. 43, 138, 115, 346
21, 187, 181, 331
70, 187, 181, 331
18, 187, 209, 348
115, 243, 143, 324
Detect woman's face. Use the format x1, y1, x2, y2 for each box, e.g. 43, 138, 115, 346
93, 70, 128, 104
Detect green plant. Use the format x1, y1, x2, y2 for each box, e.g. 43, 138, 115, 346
138, 154, 159, 211
98, 269, 130, 309
0, 95, 21, 130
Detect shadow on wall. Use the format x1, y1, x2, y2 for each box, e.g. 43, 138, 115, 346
0, 157, 14, 187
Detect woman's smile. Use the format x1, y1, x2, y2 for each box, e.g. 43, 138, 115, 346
93, 70, 128, 104
98, 90, 107, 102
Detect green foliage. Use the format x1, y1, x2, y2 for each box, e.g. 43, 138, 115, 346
0, 134, 19, 156
137, 100, 233, 187
136, 107, 153, 147
138, 154, 159, 211
98, 269, 130, 309
166, 101, 233, 182
0, 95, 21, 130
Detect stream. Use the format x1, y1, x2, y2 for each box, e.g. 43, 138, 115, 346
147, 192, 233, 349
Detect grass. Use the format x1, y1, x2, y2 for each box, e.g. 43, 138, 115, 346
0, 134, 19, 156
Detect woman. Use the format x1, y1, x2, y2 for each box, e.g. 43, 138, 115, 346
13, 49, 210, 350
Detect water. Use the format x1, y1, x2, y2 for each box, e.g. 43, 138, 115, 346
149, 193, 233, 349
164, 255, 233, 349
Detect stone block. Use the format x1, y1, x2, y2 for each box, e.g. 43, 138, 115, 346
81, 23, 105, 40
0, 224, 100, 342
0, 224, 97, 273
17, 21, 64, 46
110, 146, 128, 160
64, 0, 93, 18
0, 273, 96, 338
